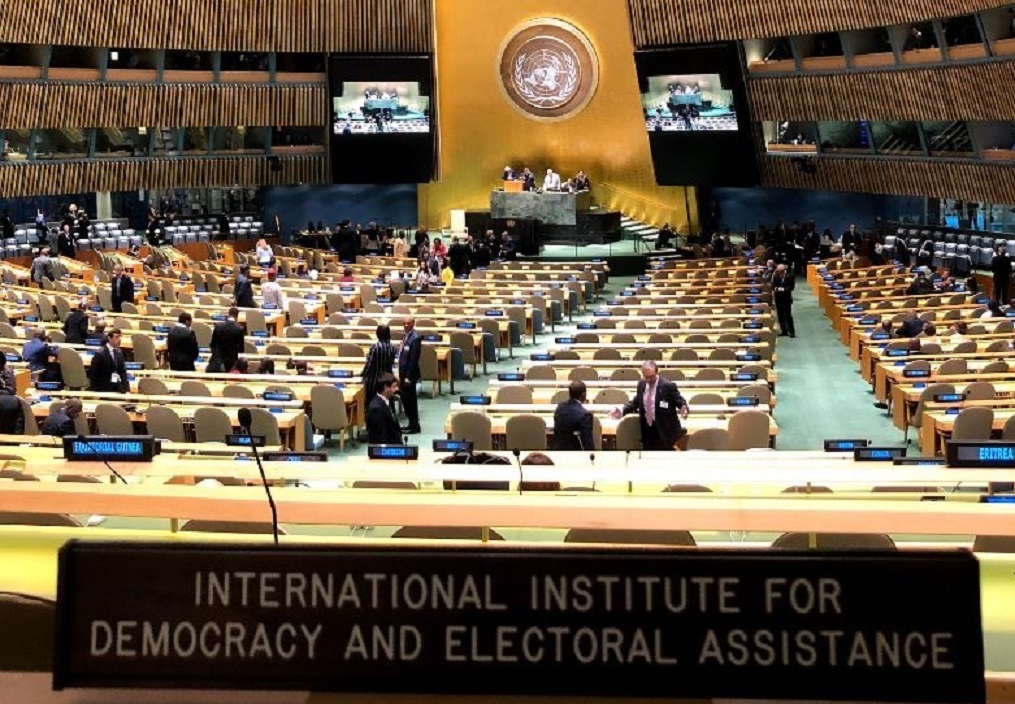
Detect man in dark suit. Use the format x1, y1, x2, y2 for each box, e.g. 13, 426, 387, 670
208, 307, 244, 373
397, 316, 422, 434
992, 244, 1012, 304
612, 361, 688, 451
233, 264, 255, 308
366, 373, 403, 445
772, 263, 796, 338
110, 265, 134, 313
89, 328, 128, 393
553, 380, 594, 451
521, 167, 535, 192
167, 312, 199, 371
62, 300, 90, 344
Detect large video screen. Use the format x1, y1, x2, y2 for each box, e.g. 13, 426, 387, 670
328, 54, 436, 183
642, 74, 738, 132
332, 82, 430, 135
635, 44, 757, 187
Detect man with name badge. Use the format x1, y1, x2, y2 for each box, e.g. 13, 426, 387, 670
89, 328, 129, 393
611, 360, 688, 450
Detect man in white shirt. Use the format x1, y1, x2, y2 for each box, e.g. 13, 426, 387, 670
542, 169, 561, 191
260, 269, 286, 311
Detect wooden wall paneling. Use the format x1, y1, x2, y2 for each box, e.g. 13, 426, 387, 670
760, 154, 1015, 203
0, 0, 433, 52
0, 83, 327, 129
0, 155, 327, 197
748, 61, 1015, 122
628, 0, 1012, 46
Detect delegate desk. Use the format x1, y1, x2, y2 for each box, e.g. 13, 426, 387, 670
894, 381, 1015, 433
872, 353, 1015, 402
490, 190, 592, 226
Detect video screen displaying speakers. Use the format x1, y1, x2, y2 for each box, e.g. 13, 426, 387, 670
641, 74, 738, 132
328, 54, 436, 183
635, 44, 757, 187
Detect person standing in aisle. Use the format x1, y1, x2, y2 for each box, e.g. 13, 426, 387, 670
773, 263, 796, 338
397, 317, 422, 435
991, 244, 1012, 304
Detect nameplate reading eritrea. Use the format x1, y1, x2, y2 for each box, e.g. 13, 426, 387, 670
53, 543, 984, 701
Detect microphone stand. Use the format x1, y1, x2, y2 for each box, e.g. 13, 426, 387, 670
75, 435, 128, 484
241, 418, 279, 546
512, 448, 523, 495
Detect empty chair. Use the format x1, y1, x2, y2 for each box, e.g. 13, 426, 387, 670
782, 485, 834, 494
633, 348, 662, 362
982, 361, 1009, 374
963, 381, 995, 401
245, 309, 268, 334
95, 404, 134, 435
265, 343, 292, 356
449, 411, 493, 451
936, 358, 967, 376
505, 415, 547, 450
137, 377, 169, 396
1003, 415, 1015, 441
952, 341, 977, 354
972, 536, 1015, 553
695, 368, 726, 381
526, 365, 557, 381
392, 526, 504, 541
145, 406, 186, 442
0, 512, 81, 527
686, 428, 729, 450
574, 332, 598, 344
180, 380, 212, 397
737, 383, 772, 405
771, 533, 896, 550
613, 414, 642, 451
192, 321, 213, 348
310, 384, 349, 450
950, 407, 994, 441
285, 326, 309, 339
593, 348, 622, 361
670, 348, 698, 361
181, 521, 286, 535
338, 342, 364, 357
986, 340, 1010, 352
593, 388, 628, 405
193, 407, 234, 443
248, 408, 282, 445
727, 409, 769, 450
568, 366, 599, 382
563, 529, 696, 546
684, 334, 709, 343
689, 392, 724, 406
553, 350, 580, 360
223, 385, 256, 399
907, 383, 955, 444
610, 333, 636, 343
58, 347, 89, 390
709, 348, 737, 361
450, 330, 479, 379
495, 385, 533, 404
131, 334, 159, 370
611, 368, 641, 381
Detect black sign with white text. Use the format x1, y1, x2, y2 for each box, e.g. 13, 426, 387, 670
54, 543, 984, 701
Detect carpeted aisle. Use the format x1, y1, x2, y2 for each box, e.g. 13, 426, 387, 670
771, 277, 902, 449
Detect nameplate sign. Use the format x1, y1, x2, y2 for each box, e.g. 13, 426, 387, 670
53, 544, 985, 701
63, 436, 157, 462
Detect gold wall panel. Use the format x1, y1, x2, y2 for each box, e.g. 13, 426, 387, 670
748, 61, 1015, 121
420, 0, 693, 231
0, 83, 326, 129
628, 0, 1011, 46
0, 0, 432, 52
761, 155, 1015, 202
0, 155, 327, 198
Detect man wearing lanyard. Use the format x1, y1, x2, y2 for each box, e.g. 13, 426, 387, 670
611, 360, 688, 450
89, 328, 128, 393
397, 316, 422, 434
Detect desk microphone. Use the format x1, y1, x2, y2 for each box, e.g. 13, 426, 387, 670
75, 435, 128, 484
512, 448, 523, 494
625, 449, 632, 493
238, 407, 279, 546
589, 452, 597, 492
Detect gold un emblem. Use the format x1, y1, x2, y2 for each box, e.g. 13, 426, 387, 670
498, 19, 599, 121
